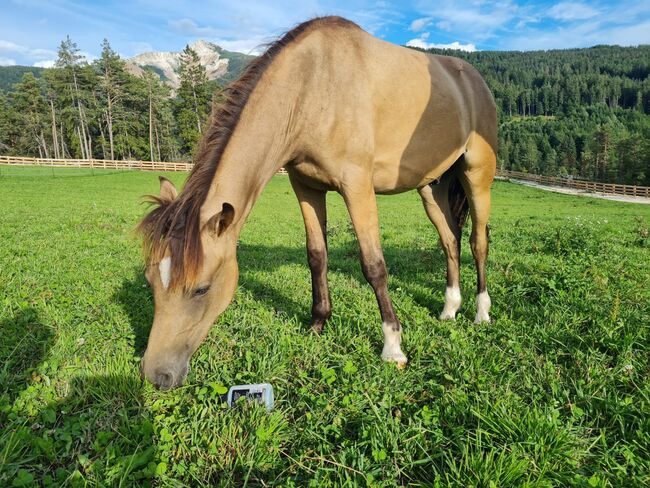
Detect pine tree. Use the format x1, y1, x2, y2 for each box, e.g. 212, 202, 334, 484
96, 39, 128, 160
0, 90, 16, 154
55, 36, 94, 158
12, 73, 50, 157
176, 46, 211, 156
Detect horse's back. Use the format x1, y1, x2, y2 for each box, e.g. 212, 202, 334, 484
358, 35, 496, 191
289, 19, 496, 193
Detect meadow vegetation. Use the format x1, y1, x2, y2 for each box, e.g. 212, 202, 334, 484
0, 169, 649, 486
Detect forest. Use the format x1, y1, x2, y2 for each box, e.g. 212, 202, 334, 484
1, 38, 649, 185
421, 44, 650, 185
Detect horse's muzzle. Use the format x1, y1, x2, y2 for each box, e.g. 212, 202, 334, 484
140, 355, 188, 390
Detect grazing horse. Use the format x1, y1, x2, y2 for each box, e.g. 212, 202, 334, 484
138, 16, 496, 390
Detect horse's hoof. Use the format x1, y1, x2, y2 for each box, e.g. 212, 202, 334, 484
474, 314, 490, 324
382, 350, 408, 369
439, 311, 456, 320
310, 322, 324, 334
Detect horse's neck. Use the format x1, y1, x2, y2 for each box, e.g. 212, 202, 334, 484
201, 80, 300, 233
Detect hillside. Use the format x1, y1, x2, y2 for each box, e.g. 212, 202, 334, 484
0, 65, 45, 92
414, 44, 650, 185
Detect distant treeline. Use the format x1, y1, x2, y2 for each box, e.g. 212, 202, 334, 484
418, 45, 650, 185
1, 38, 649, 185
0, 37, 221, 163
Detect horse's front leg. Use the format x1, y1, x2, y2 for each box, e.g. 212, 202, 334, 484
341, 181, 407, 367
289, 173, 331, 333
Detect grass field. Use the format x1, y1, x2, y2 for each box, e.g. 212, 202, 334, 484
1, 167, 649, 487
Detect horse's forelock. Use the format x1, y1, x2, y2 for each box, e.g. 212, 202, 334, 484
138, 195, 205, 290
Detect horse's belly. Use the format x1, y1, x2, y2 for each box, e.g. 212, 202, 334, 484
372, 145, 465, 194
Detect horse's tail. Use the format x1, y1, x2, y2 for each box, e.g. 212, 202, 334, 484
448, 171, 469, 232
430, 161, 469, 233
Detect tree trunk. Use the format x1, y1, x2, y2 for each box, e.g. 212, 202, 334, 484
72, 69, 90, 159
40, 131, 50, 159
75, 125, 84, 159
192, 85, 201, 133
154, 122, 161, 161
107, 95, 114, 160
149, 81, 154, 162
49, 100, 60, 159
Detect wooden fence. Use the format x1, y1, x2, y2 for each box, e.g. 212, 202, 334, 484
0, 155, 193, 172
0, 155, 291, 175
1, 156, 647, 197
496, 169, 650, 198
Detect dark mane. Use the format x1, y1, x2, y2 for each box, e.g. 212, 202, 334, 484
138, 16, 360, 289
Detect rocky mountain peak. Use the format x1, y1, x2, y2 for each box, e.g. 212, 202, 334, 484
126, 40, 253, 89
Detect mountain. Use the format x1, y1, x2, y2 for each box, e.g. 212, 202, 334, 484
126, 40, 254, 88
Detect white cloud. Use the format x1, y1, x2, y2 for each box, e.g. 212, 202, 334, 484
409, 17, 431, 32
208, 37, 270, 55
406, 37, 477, 52
547, 2, 599, 21
413, 0, 518, 40
0, 40, 56, 62
0, 57, 17, 66
129, 42, 154, 56
168, 18, 220, 37
507, 18, 650, 51
34, 59, 56, 68
605, 19, 650, 46
79, 51, 97, 63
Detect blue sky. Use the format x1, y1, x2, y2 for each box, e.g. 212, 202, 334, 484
1, 0, 649, 66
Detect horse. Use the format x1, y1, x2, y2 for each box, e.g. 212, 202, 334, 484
138, 16, 497, 390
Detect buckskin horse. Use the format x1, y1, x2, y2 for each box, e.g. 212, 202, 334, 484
138, 16, 497, 389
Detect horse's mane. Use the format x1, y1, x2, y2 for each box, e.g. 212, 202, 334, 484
138, 16, 360, 290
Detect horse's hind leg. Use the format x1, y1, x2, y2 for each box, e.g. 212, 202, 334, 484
460, 141, 496, 323
289, 173, 331, 332
341, 181, 407, 367
417, 181, 462, 320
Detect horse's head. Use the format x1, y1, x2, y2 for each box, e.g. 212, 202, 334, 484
138, 177, 239, 390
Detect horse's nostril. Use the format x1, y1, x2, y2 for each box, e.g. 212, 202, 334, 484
154, 370, 174, 390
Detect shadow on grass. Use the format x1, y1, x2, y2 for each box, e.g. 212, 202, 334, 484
0, 374, 153, 486
236, 241, 471, 321
0, 308, 54, 403
114, 272, 154, 355
115, 239, 469, 357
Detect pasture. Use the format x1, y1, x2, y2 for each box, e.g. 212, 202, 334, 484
1, 167, 649, 486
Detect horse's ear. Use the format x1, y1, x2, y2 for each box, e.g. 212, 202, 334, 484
205, 202, 235, 237
159, 176, 178, 201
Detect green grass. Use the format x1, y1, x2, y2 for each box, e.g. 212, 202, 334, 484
1, 167, 649, 487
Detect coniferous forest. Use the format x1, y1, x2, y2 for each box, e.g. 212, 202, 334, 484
421, 44, 650, 185
1, 38, 649, 185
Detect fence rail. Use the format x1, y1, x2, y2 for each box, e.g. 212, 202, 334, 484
0, 155, 193, 172
0, 155, 292, 175
496, 169, 650, 198
1, 156, 647, 197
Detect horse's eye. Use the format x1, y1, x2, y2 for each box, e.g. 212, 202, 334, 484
192, 285, 210, 298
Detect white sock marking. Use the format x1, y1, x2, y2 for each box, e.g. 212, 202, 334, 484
475, 290, 491, 323
381, 322, 407, 365
159, 256, 172, 290
440, 286, 462, 320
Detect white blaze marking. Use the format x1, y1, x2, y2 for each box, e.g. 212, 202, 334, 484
440, 286, 462, 320
381, 322, 407, 365
159, 256, 172, 290
475, 290, 491, 323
